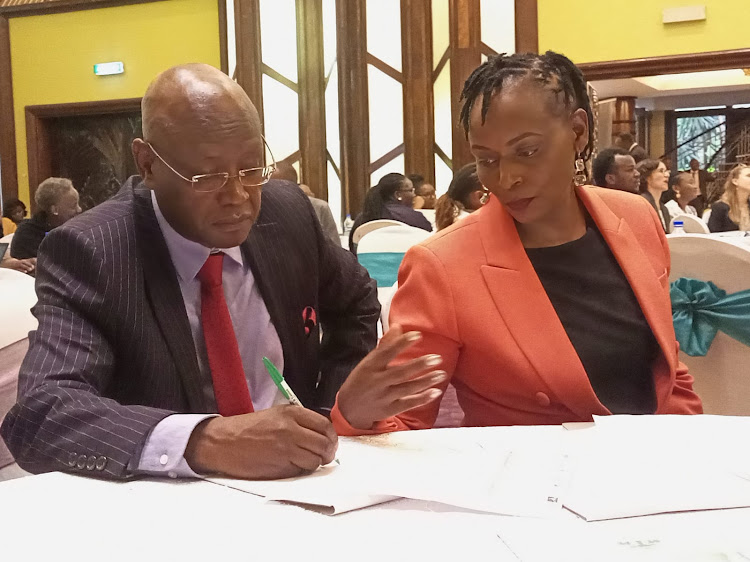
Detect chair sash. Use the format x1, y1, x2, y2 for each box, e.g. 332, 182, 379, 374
671, 277, 750, 356
358, 252, 405, 288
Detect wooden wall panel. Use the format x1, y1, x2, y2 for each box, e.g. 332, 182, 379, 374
0, 15, 17, 201
296, 0, 327, 198
449, 0, 481, 171
234, 0, 263, 120
336, 0, 369, 216
401, 0, 435, 185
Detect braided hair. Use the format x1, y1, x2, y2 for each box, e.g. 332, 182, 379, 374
459, 51, 595, 163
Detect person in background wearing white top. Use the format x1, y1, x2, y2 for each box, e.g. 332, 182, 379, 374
664, 172, 700, 221
638, 159, 671, 233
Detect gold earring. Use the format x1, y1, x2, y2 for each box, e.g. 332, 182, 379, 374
574, 155, 587, 186
480, 185, 490, 205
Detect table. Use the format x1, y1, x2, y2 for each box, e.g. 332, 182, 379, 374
2, 422, 750, 562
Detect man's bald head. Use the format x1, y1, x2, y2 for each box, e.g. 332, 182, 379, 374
141, 63, 261, 144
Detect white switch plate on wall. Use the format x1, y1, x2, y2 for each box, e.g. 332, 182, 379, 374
663, 5, 707, 24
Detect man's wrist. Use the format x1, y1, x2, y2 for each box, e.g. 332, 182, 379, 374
184, 417, 221, 474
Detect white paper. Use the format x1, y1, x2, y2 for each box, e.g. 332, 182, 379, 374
210, 425, 571, 517
563, 415, 750, 521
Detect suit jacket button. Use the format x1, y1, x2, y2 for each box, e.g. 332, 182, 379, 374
536, 392, 551, 407
95, 457, 107, 471
67, 452, 78, 467
86, 456, 96, 470
76, 455, 87, 470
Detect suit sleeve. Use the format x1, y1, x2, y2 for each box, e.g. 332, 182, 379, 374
332, 243, 461, 435
314, 201, 380, 411
0, 227, 173, 479
317, 202, 342, 246
648, 198, 703, 415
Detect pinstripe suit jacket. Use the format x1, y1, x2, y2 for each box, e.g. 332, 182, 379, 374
0, 177, 379, 480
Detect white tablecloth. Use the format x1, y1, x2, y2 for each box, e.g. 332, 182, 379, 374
2, 421, 750, 561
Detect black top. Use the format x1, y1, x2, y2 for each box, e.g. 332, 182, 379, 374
10, 214, 50, 259
349, 202, 432, 253
526, 220, 658, 414
640, 191, 670, 233
707, 201, 740, 233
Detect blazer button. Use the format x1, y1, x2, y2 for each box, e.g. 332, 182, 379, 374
535, 392, 551, 407
76, 455, 87, 470
86, 456, 96, 470
95, 457, 107, 471
67, 452, 78, 467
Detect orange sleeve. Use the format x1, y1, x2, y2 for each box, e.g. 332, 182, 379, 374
331, 243, 462, 435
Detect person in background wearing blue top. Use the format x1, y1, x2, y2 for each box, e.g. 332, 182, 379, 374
10, 177, 81, 260
349, 173, 432, 253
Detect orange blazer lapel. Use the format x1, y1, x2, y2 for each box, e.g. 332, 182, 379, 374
478, 195, 608, 418
579, 187, 678, 405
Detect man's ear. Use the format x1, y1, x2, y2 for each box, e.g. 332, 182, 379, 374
132, 138, 156, 186
605, 172, 616, 188
571, 108, 589, 155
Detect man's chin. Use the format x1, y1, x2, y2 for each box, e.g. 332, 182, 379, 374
205, 227, 254, 249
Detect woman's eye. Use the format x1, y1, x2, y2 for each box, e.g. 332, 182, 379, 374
518, 147, 539, 158
477, 158, 498, 166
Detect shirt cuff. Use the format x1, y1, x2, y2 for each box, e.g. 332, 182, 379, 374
136, 413, 218, 479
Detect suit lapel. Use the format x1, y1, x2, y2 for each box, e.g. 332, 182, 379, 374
478, 196, 607, 418
580, 188, 676, 406
241, 200, 299, 388
132, 184, 210, 412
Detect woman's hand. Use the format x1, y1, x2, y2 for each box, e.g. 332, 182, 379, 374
336, 324, 447, 430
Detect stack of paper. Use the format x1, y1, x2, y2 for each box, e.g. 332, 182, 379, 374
563, 415, 750, 521
210, 425, 570, 516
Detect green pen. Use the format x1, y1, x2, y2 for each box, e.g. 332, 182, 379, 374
263, 357, 304, 407
263, 356, 340, 465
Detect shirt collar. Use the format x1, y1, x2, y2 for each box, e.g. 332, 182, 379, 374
150, 190, 244, 282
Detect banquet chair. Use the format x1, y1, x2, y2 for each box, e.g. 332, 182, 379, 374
669, 214, 710, 234
416, 209, 436, 231
0, 268, 37, 476
668, 235, 750, 415
351, 219, 403, 246
356, 224, 432, 289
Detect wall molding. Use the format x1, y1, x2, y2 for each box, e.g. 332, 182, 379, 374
579, 48, 750, 81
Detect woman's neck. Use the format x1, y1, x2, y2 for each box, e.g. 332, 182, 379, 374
647, 187, 662, 205
516, 187, 587, 248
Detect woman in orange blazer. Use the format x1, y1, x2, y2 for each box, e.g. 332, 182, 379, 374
332, 51, 702, 435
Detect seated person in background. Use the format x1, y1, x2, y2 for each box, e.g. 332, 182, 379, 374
10, 177, 81, 259
614, 132, 648, 163
637, 159, 671, 233
2, 198, 27, 235
271, 160, 340, 245
685, 158, 716, 217
409, 174, 437, 210
1, 64, 388, 481
591, 147, 640, 193
0, 250, 36, 275
708, 164, 750, 232
349, 173, 432, 253
332, 51, 702, 434
435, 162, 486, 231
664, 172, 699, 221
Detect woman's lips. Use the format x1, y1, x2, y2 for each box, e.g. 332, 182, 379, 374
504, 197, 535, 213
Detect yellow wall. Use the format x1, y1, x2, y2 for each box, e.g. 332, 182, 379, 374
10, 0, 221, 203
538, 0, 748, 64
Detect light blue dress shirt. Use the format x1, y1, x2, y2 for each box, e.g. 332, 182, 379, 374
137, 191, 284, 478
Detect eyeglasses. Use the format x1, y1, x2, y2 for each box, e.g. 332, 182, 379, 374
147, 137, 277, 193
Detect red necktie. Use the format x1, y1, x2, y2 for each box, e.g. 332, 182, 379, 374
198, 253, 254, 416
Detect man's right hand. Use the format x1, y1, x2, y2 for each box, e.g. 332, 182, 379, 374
183, 405, 338, 479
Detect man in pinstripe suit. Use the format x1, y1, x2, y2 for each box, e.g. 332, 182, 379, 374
1, 64, 384, 481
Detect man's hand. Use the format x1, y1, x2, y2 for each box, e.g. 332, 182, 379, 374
184, 405, 338, 479
0, 257, 36, 274
336, 324, 447, 430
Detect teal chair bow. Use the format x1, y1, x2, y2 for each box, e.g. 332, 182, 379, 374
357, 252, 405, 288
671, 277, 750, 356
